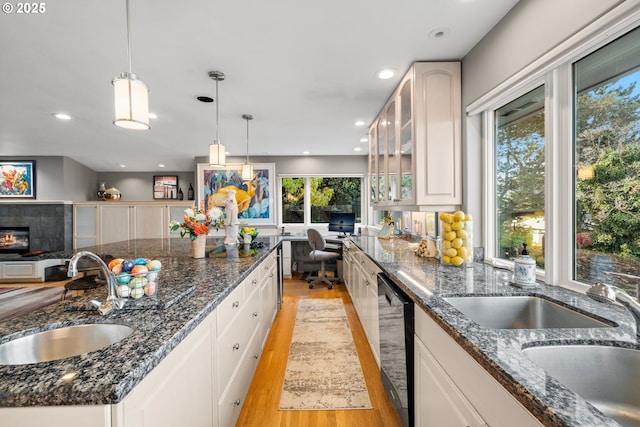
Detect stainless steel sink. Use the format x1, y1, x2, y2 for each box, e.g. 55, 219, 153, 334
0, 323, 134, 365
522, 345, 640, 427
443, 295, 612, 329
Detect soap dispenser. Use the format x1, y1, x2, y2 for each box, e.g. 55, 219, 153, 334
514, 243, 537, 286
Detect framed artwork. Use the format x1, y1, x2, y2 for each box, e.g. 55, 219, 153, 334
153, 175, 179, 199
0, 160, 36, 199
196, 163, 276, 226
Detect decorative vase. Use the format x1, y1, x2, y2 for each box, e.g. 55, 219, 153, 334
224, 225, 238, 245
191, 234, 207, 258
97, 182, 106, 200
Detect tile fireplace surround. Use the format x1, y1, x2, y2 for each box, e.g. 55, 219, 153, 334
0, 202, 72, 253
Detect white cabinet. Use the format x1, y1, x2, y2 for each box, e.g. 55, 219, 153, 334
113, 310, 216, 427
369, 62, 461, 210
259, 251, 278, 347
0, 259, 63, 283
73, 201, 192, 248
414, 307, 542, 427
342, 240, 380, 364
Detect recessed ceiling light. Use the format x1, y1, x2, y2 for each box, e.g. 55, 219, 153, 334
119, 164, 126, 168
360, 137, 368, 143
52, 113, 71, 120
148, 113, 158, 119
428, 27, 451, 40
303, 151, 310, 155
354, 120, 366, 126
377, 69, 395, 80
158, 164, 165, 168
353, 147, 362, 152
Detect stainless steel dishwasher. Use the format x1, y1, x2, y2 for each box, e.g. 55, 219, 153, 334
378, 273, 414, 427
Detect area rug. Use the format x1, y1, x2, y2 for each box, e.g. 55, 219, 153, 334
279, 298, 372, 410
0, 287, 63, 322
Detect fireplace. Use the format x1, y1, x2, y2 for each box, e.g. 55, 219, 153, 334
0, 226, 30, 254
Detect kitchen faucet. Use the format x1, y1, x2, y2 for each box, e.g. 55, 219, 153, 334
68, 251, 125, 315
586, 271, 640, 337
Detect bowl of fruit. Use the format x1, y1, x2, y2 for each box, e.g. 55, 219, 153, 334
107, 257, 162, 299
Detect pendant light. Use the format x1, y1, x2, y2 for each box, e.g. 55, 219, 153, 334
209, 71, 226, 167
112, 0, 149, 130
241, 114, 254, 180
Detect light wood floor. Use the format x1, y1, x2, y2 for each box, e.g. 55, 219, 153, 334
237, 277, 403, 427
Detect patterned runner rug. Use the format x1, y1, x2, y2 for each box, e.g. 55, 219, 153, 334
279, 298, 372, 410
0, 287, 63, 322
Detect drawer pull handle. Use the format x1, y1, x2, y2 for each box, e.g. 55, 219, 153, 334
234, 399, 241, 406
232, 301, 240, 308
233, 343, 240, 351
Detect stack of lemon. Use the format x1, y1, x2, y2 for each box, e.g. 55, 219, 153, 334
439, 211, 473, 267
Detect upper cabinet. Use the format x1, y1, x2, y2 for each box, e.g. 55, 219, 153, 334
369, 62, 461, 211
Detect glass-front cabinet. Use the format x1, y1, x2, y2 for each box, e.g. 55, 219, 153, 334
368, 62, 461, 210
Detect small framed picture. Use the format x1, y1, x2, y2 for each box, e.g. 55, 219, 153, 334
0, 160, 36, 199
153, 175, 179, 199
378, 223, 395, 240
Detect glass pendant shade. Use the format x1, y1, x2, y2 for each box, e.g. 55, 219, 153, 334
209, 142, 226, 167
241, 163, 253, 180
113, 72, 149, 130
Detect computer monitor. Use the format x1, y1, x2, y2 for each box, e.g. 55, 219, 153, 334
328, 212, 356, 237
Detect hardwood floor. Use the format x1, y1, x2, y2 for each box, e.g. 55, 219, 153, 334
237, 277, 403, 427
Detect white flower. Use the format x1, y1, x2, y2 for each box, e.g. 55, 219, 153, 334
209, 207, 223, 220
184, 208, 195, 218
195, 213, 206, 221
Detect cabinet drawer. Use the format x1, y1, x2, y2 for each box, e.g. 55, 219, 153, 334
216, 282, 245, 336
3, 262, 36, 278
259, 252, 277, 282
216, 298, 260, 395
218, 326, 262, 427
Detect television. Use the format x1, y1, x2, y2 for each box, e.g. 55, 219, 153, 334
328, 212, 356, 237
0, 226, 30, 254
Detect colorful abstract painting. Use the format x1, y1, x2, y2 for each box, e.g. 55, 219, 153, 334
0, 161, 35, 199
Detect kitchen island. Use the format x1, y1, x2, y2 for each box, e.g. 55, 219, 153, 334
349, 236, 637, 427
0, 236, 281, 426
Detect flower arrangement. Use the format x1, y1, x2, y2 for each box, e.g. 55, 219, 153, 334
239, 226, 259, 240
170, 206, 226, 241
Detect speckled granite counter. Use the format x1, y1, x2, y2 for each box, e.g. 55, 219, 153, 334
0, 236, 280, 407
352, 236, 637, 427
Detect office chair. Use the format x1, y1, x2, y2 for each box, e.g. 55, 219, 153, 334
306, 228, 340, 289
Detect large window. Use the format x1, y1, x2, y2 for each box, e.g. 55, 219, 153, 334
281, 176, 362, 225
495, 86, 546, 268
573, 26, 640, 293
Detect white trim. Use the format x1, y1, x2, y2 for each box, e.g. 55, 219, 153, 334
466, 0, 640, 116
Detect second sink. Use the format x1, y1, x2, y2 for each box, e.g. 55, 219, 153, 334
443, 295, 613, 329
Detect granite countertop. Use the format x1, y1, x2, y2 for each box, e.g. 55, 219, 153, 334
351, 236, 636, 427
0, 236, 280, 407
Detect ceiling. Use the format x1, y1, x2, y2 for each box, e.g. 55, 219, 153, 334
0, 0, 519, 172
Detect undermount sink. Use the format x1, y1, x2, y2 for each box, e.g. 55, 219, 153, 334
522, 345, 640, 427
443, 295, 613, 329
0, 323, 134, 365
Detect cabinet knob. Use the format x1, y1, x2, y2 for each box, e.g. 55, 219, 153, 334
252, 279, 258, 285
252, 312, 258, 317
253, 354, 259, 359
269, 273, 274, 278
232, 300, 240, 308
234, 399, 241, 406
233, 343, 240, 351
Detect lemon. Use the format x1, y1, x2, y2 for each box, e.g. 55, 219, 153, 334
442, 255, 451, 264
464, 213, 473, 221
452, 238, 463, 249
442, 240, 451, 249
457, 247, 467, 258
451, 256, 464, 266
440, 213, 454, 224
452, 221, 463, 231
445, 248, 458, 258
453, 211, 465, 222
444, 231, 457, 241
457, 229, 468, 239
442, 223, 452, 232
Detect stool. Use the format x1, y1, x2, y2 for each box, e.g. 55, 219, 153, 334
60, 274, 105, 301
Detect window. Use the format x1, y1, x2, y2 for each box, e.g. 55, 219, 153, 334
573, 26, 640, 293
494, 86, 546, 268
281, 176, 362, 225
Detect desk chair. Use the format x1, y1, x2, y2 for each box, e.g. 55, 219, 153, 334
306, 228, 340, 290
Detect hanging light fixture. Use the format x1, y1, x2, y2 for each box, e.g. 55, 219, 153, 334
241, 114, 254, 180
112, 0, 149, 130
208, 71, 226, 167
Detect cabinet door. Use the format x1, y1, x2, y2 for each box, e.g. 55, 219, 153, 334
74, 205, 97, 249
99, 205, 132, 244
386, 100, 398, 202
132, 205, 167, 239
368, 126, 378, 205
414, 337, 486, 427
377, 117, 387, 202
398, 77, 414, 202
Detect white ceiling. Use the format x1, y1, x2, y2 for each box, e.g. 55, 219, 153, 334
0, 0, 519, 172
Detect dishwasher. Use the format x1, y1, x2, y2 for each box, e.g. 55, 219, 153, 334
378, 273, 414, 427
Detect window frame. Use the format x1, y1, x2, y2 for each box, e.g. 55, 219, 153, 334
278, 174, 365, 229
475, 6, 640, 293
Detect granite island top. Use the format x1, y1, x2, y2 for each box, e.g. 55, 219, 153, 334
0, 236, 281, 408
351, 236, 637, 427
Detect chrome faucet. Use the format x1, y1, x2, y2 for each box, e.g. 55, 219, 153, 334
68, 251, 125, 315
587, 272, 640, 337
